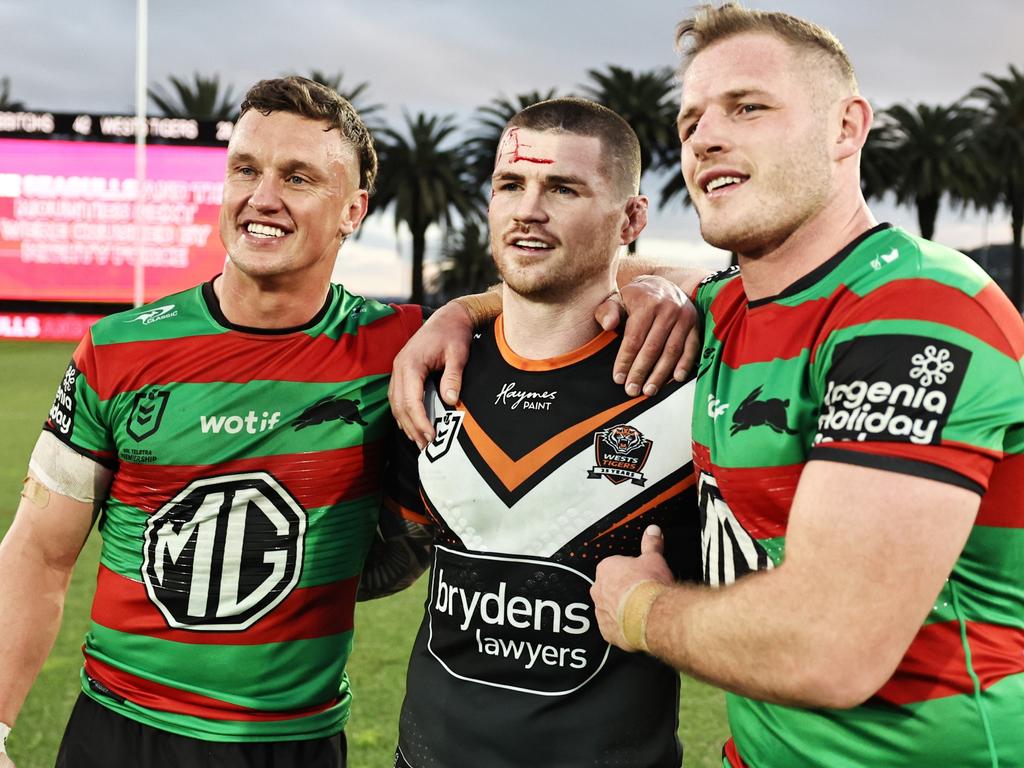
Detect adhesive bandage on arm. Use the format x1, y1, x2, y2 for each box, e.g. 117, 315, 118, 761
619, 580, 667, 653
26, 431, 113, 506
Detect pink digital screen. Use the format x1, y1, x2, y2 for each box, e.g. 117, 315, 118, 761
0, 139, 227, 302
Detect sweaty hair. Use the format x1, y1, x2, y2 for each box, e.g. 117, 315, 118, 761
676, 3, 858, 92
239, 76, 378, 194
505, 97, 642, 197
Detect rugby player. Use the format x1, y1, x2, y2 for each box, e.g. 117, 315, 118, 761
590, 5, 1024, 766
388, 98, 702, 768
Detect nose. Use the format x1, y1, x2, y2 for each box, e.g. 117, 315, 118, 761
512, 184, 548, 226
689, 110, 728, 159
247, 173, 284, 213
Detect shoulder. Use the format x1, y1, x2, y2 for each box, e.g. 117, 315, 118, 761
88, 284, 208, 346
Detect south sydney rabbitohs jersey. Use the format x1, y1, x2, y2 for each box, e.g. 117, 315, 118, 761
694, 225, 1024, 767
42, 280, 423, 741
395, 317, 700, 768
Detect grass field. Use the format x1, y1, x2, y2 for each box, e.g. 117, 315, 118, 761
0, 340, 728, 767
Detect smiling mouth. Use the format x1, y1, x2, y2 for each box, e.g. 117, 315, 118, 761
512, 239, 554, 251
703, 175, 748, 195
246, 222, 286, 239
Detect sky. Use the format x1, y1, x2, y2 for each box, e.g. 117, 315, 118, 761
3, 0, 1021, 296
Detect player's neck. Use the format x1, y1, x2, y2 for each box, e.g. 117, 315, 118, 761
737, 194, 876, 302
214, 266, 332, 329
500, 279, 613, 360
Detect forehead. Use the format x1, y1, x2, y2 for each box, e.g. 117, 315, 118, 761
682, 32, 805, 107
494, 128, 605, 179
228, 110, 354, 170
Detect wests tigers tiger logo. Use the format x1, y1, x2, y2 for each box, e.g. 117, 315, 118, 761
587, 424, 651, 486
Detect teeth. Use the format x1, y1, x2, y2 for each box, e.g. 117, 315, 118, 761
705, 176, 743, 193
514, 239, 552, 249
247, 223, 285, 238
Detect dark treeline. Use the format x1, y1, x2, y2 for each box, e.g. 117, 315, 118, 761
2, 66, 1021, 307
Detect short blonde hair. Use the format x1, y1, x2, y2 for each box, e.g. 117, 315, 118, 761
676, 3, 858, 92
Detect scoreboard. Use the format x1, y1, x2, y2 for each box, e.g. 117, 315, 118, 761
0, 110, 232, 304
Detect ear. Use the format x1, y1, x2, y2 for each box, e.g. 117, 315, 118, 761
619, 195, 649, 246
338, 189, 370, 238
834, 95, 872, 162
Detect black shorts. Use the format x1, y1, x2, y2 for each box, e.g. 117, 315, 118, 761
55, 693, 347, 768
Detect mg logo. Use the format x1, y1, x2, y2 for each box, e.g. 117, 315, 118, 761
142, 472, 306, 630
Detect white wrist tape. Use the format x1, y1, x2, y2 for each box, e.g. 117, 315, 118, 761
0, 721, 10, 754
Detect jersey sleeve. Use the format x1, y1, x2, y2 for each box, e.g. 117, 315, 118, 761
808, 280, 1024, 494
42, 331, 117, 470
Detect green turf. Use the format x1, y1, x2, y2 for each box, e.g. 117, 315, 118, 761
0, 340, 728, 767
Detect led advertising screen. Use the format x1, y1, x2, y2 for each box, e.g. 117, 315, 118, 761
0, 112, 230, 303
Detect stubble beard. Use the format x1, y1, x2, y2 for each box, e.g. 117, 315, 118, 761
492, 230, 616, 304
696, 132, 833, 259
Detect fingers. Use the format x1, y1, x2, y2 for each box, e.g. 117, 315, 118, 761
676, 324, 703, 382
595, 291, 626, 333
438, 345, 469, 407
640, 524, 665, 556
389, 361, 434, 449
637, 320, 688, 395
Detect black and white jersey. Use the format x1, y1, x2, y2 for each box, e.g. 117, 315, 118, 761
396, 317, 698, 768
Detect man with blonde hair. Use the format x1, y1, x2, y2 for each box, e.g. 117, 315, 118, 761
591, 4, 1024, 766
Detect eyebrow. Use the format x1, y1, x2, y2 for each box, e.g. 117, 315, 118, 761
492, 170, 590, 187
677, 88, 775, 127
228, 152, 323, 177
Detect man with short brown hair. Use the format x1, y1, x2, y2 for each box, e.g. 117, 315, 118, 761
591, 5, 1024, 766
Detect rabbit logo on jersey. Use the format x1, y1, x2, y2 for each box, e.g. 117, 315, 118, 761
814, 335, 970, 446
427, 545, 610, 696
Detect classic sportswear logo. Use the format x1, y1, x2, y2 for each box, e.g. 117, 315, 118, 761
814, 335, 970, 446
427, 546, 609, 696
201, 410, 281, 434
870, 248, 900, 270
127, 304, 178, 325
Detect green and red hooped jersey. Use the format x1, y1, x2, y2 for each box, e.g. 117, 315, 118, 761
694, 225, 1024, 767
43, 279, 423, 741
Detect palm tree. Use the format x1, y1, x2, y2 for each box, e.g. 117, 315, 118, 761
0, 77, 24, 110
305, 70, 383, 125
148, 73, 238, 121
970, 65, 1024, 308
467, 89, 560, 190
374, 112, 482, 304
582, 66, 679, 252
879, 102, 983, 240
433, 219, 498, 302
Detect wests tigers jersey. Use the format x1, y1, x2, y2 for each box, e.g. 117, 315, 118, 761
395, 316, 699, 768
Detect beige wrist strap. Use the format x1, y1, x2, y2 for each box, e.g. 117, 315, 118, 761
620, 581, 667, 653
451, 290, 502, 327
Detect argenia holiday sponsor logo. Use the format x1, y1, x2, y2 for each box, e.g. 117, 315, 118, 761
427, 546, 609, 696
814, 336, 970, 446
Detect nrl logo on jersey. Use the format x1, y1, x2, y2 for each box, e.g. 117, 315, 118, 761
425, 410, 464, 463
126, 388, 170, 441
588, 424, 651, 486
126, 304, 178, 325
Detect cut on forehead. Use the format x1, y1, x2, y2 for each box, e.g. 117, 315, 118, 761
504, 98, 641, 197
676, 3, 859, 95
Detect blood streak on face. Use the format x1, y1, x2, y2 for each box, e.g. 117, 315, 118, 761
497, 127, 555, 166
